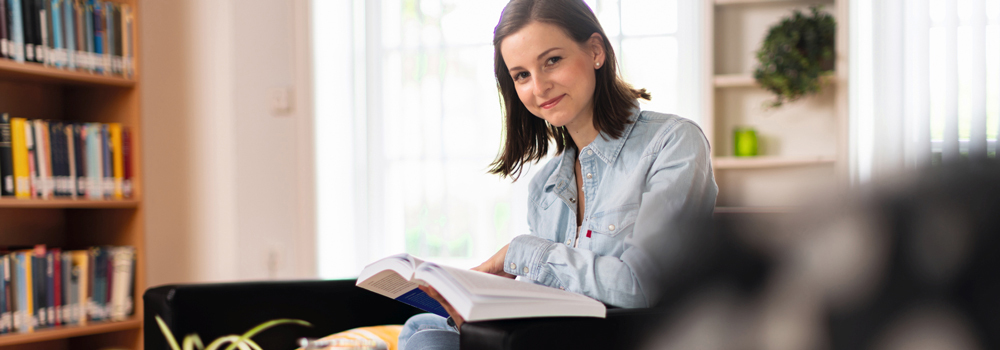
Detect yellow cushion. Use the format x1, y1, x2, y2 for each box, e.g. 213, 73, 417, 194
299, 325, 403, 350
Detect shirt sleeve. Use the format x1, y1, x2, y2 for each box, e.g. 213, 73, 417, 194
503, 120, 718, 308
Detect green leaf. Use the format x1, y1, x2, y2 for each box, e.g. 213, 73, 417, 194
156, 316, 183, 350
222, 319, 312, 350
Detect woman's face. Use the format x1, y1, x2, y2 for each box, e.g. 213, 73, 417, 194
501, 21, 605, 129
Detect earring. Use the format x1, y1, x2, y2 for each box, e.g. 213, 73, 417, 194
595, 62, 601, 68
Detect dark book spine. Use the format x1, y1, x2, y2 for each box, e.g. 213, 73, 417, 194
49, 248, 59, 326
36, 0, 45, 64
112, 3, 119, 73
0, 114, 14, 196
19, 0, 31, 62
48, 122, 62, 196
0, 255, 7, 334
30, 253, 44, 328
42, 0, 50, 64
60, 252, 69, 324
103, 247, 111, 317
74, 124, 85, 197
9, 254, 18, 332
101, 124, 110, 198
87, 247, 96, 321
89, 0, 97, 72
44, 250, 54, 327
1, 0, 8, 59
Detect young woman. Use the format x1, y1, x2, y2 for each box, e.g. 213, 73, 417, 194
400, 0, 717, 348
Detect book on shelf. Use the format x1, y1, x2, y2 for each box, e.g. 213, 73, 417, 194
357, 254, 606, 322
0, 245, 134, 335
1, 0, 134, 76
0, 114, 13, 196
0, 115, 133, 199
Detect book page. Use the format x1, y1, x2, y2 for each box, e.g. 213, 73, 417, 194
357, 253, 416, 283
418, 264, 593, 301
356, 270, 419, 299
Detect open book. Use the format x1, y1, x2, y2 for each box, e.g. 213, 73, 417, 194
356, 254, 606, 322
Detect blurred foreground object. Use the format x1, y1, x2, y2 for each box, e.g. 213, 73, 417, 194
642, 161, 1000, 350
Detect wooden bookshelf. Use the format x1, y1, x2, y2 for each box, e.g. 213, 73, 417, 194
704, 0, 848, 207
713, 155, 836, 169
0, 0, 144, 348
0, 60, 135, 87
715, 0, 830, 5
0, 318, 141, 347
713, 73, 838, 88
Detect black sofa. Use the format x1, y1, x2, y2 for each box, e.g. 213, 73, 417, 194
144, 279, 667, 350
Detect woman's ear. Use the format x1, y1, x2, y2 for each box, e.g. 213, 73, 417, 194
588, 33, 606, 68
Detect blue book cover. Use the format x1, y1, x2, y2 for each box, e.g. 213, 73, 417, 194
84, 0, 93, 71
101, 124, 111, 198
14, 252, 28, 332
90, 247, 105, 321
50, 0, 62, 67
103, 1, 112, 73
45, 252, 55, 327
60, 253, 72, 325
85, 123, 102, 199
62, 0, 74, 68
9, 0, 25, 62
90, 0, 101, 73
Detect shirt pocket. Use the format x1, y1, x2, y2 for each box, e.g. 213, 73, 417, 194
530, 189, 559, 210
588, 204, 640, 238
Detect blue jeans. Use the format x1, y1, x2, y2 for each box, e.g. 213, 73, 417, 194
398, 313, 459, 350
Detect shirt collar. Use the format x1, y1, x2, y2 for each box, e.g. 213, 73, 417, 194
543, 107, 640, 192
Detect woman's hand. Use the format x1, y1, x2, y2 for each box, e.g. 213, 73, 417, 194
471, 244, 516, 279
418, 285, 465, 329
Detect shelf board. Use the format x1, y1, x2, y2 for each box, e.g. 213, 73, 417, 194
0, 198, 139, 208
713, 73, 837, 88
715, 0, 831, 5
0, 59, 135, 87
713, 155, 836, 169
0, 318, 141, 346
714, 206, 794, 214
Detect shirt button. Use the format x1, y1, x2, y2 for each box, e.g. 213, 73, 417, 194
510, 263, 516, 270
586, 173, 592, 179
608, 224, 616, 231
566, 239, 571, 245
587, 150, 594, 156
569, 198, 576, 203
522, 266, 529, 274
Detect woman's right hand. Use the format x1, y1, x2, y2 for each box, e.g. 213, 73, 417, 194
472, 244, 516, 279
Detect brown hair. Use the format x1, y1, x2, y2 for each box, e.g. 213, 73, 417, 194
488, 0, 650, 180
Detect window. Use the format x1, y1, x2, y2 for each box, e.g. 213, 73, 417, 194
313, 0, 700, 279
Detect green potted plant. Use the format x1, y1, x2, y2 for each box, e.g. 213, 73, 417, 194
753, 6, 836, 108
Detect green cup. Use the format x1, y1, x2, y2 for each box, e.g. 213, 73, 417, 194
734, 127, 758, 157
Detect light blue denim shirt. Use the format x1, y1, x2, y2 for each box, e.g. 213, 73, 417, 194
502, 108, 718, 308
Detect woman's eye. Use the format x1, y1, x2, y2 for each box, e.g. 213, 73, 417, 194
514, 72, 530, 81
546, 56, 562, 65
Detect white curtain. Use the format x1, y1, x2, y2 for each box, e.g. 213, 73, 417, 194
851, 0, 1000, 183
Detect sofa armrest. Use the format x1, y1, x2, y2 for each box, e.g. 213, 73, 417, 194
144, 279, 423, 350
458, 307, 666, 350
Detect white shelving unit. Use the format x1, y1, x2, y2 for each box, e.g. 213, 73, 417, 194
704, 0, 850, 210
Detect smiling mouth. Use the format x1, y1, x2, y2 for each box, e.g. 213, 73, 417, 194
540, 95, 565, 110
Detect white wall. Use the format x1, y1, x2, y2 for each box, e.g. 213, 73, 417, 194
141, 0, 314, 287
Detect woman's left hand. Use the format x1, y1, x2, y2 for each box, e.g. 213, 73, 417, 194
418, 285, 465, 330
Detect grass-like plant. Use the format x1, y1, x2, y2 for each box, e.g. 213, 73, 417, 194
155, 315, 312, 350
